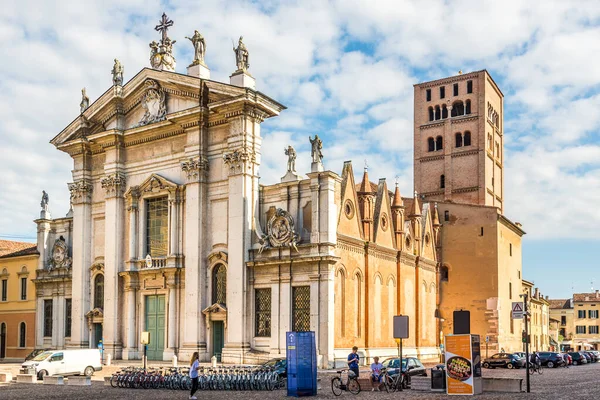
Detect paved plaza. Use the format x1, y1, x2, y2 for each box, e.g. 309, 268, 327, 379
1, 362, 598, 399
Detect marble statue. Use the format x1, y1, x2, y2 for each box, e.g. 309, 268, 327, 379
40, 190, 49, 210
309, 135, 323, 163
111, 59, 124, 86
186, 30, 206, 65
233, 36, 250, 71
149, 13, 177, 72
284, 145, 296, 172
80, 88, 89, 114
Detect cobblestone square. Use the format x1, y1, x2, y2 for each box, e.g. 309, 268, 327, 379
1, 363, 598, 399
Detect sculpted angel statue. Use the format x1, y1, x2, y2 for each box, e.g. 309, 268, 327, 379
284, 145, 297, 172
80, 88, 89, 114
186, 30, 206, 65
233, 36, 249, 71
309, 135, 323, 163
111, 59, 124, 86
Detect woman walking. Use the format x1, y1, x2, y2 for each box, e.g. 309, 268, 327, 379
189, 352, 200, 400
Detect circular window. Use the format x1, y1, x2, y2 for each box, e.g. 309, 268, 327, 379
381, 213, 389, 231
344, 200, 354, 219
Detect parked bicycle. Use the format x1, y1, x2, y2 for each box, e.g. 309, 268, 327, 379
381, 367, 411, 392
331, 369, 361, 396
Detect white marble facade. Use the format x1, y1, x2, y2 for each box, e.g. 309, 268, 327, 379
41, 58, 350, 365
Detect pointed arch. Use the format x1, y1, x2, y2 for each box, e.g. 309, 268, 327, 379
354, 271, 363, 337
386, 275, 397, 288
335, 265, 346, 338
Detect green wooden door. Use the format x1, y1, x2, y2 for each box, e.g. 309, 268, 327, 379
145, 295, 165, 360
212, 321, 224, 361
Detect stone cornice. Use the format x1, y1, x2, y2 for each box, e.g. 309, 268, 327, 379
415, 70, 483, 89
451, 115, 479, 124
451, 149, 480, 158
451, 186, 479, 194
419, 154, 444, 163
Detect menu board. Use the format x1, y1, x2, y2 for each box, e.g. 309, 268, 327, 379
445, 334, 474, 395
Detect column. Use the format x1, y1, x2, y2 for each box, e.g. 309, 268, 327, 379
68, 178, 93, 348
279, 274, 291, 355
36, 297, 44, 348
169, 197, 178, 256
127, 190, 139, 268
123, 274, 138, 360
165, 279, 177, 359
102, 171, 126, 359
270, 280, 280, 356
57, 294, 65, 348
319, 265, 335, 369
52, 293, 59, 348
35, 220, 51, 271
181, 155, 207, 359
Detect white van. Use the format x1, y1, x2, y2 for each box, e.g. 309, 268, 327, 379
21, 349, 103, 380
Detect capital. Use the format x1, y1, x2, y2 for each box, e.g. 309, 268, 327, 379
101, 172, 126, 198
68, 179, 93, 204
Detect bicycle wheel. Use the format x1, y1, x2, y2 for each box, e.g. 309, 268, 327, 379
537, 365, 543, 375
383, 374, 396, 393
348, 378, 361, 394
528, 366, 535, 375
331, 377, 343, 396
110, 374, 118, 388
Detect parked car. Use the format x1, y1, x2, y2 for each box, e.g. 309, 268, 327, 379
568, 352, 587, 365
261, 358, 287, 378
482, 353, 525, 369
537, 352, 564, 368
21, 349, 102, 380
381, 357, 428, 377
581, 352, 592, 363
584, 351, 598, 363
513, 352, 526, 359
24, 348, 51, 362
590, 351, 600, 362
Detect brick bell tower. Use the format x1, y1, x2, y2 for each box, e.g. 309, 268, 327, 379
413, 70, 504, 212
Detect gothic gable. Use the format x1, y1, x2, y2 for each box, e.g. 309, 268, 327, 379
372, 179, 395, 249
420, 204, 437, 262
337, 162, 364, 240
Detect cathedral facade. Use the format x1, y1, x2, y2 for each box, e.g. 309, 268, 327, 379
35, 16, 442, 367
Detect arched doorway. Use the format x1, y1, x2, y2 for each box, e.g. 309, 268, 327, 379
0, 323, 6, 358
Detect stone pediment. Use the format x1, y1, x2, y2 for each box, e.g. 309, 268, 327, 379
125, 173, 181, 198
51, 68, 286, 151
202, 303, 227, 315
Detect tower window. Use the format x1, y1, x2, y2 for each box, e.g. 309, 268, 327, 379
444, 210, 449, 221
464, 131, 471, 146
435, 136, 443, 151
453, 83, 459, 96
510, 243, 512, 256
426, 89, 431, 101
428, 106, 434, 122
440, 174, 445, 189
467, 80, 473, 93
465, 99, 471, 115
442, 104, 448, 119
441, 266, 449, 281
451, 101, 464, 117
455, 133, 463, 148
428, 137, 435, 152
435, 105, 441, 120
440, 86, 445, 99
480, 227, 484, 236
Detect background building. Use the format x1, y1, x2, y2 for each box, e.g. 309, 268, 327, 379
572, 291, 600, 351
0, 240, 38, 360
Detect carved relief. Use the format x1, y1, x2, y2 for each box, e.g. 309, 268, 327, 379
68, 179, 93, 204
222, 149, 255, 175
258, 208, 300, 253
101, 172, 126, 197
47, 237, 72, 270
181, 156, 209, 181
136, 79, 167, 127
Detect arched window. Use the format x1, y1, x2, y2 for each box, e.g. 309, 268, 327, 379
442, 104, 448, 119
428, 106, 434, 122
434, 105, 441, 120
435, 136, 443, 151
94, 274, 104, 309
464, 131, 471, 146
355, 273, 362, 337
212, 264, 227, 305
441, 266, 449, 281
19, 322, 26, 348
487, 134, 492, 150
451, 101, 464, 117
444, 210, 449, 221
440, 174, 445, 189
428, 137, 435, 152
455, 133, 463, 148
465, 99, 471, 115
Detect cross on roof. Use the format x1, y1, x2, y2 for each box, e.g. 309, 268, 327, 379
155, 13, 173, 42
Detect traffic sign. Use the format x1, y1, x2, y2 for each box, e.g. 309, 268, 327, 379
512, 302, 524, 319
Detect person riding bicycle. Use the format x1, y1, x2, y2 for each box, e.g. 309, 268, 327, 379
347, 346, 360, 378
530, 352, 541, 369
370, 356, 383, 391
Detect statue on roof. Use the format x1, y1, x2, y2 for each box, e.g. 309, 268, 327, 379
284, 145, 297, 172
111, 59, 124, 86
40, 190, 49, 211
186, 30, 206, 66
80, 88, 89, 114
309, 135, 323, 164
233, 36, 250, 72
149, 13, 177, 72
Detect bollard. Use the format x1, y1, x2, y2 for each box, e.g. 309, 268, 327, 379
173, 355, 178, 367
211, 355, 217, 367
106, 353, 112, 366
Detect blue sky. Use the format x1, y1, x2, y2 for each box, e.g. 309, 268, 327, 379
1, 0, 599, 298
